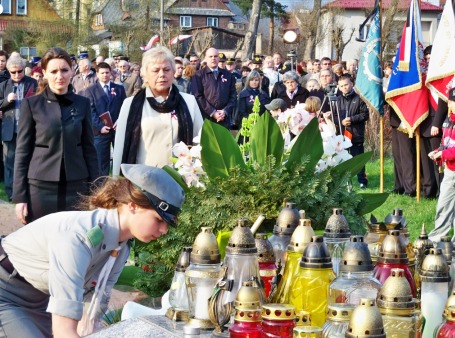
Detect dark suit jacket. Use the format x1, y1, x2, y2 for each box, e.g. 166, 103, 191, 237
190, 67, 237, 128
84, 82, 127, 135
12, 86, 99, 203
0, 76, 38, 141
420, 97, 447, 138
276, 86, 310, 110
115, 72, 142, 97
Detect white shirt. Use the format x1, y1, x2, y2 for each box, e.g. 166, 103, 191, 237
112, 87, 204, 175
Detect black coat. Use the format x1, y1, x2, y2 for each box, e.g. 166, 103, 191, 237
234, 88, 270, 127
333, 90, 369, 144
420, 97, 447, 138
0, 76, 38, 141
276, 85, 310, 109
191, 67, 237, 128
12, 86, 99, 203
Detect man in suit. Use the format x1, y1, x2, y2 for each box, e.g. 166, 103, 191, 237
84, 62, 126, 176
115, 59, 142, 97
190, 47, 237, 129
71, 58, 97, 94
0, 56, 37, 200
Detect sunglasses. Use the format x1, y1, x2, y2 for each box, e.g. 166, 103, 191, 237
10, 69, 24, 74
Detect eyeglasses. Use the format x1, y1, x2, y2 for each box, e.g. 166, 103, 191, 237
10, 69, 24, 74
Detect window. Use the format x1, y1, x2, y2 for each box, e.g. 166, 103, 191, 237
95, 14, 103, 26
180, 16, 191, 28
0, 0, 12, 14
207, 17, 218, 27
16, 0, 27, 15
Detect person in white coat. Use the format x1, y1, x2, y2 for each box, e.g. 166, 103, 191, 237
112, 46, 203, 176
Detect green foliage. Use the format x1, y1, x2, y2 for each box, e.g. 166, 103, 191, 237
133, 117, 388, 296
200, 121, 246, 179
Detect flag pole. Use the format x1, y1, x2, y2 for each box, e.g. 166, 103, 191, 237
379, 0, 384, 193
415, 0, 422, 202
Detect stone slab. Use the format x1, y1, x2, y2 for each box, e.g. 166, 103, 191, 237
88, 315, 214, 337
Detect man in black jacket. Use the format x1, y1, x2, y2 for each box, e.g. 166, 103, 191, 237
191, 47, 237, 129
334, 74, 369, 188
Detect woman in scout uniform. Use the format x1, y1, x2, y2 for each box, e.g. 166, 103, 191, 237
0, 164, 184, 338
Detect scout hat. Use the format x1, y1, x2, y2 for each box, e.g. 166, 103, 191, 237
265, 98, 287, 111
218, 53, 227, 62
121, 164, 185, 227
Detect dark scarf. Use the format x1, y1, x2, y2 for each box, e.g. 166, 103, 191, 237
121, 84, 193, 165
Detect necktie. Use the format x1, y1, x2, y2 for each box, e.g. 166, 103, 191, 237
104, 85, 109, 97
213, 70, 218, 79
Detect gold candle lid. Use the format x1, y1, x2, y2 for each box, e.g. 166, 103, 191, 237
413, 224, 434, 251
175, 247, 192, 272
255, 233, 276, 262
420, 248, 450, 282
294, 310, 311, 326
345, 298, 386, 338
340, 236, 374, 272
326, 303, 355, 321
287, 218, 315, 253
445, 306, 455, 322
226, 218, 257, 255
436, 236, 454, 264
190, 227, 221, 264
262, 304, 296, 320
234, 281, 262, 322
324, 208, 351, 239
377, 268, 415, 313
274, 202, 300, 236
377, 230, 408, 264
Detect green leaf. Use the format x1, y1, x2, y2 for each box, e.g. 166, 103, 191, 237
332, 151, 372, 178
200, 120, 246, 179
250, 113, 284, 166
359, 192, 389, 215
285, 118, 323, 171
162, 165, 189, 193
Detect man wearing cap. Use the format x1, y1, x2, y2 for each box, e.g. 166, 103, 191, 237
0, 163, 184, 337
226, 58, 241, 81
84, 62, 127, 176
71, 58, 97, 95
115, 59, 142, 97
428, 87, 455, 242
218, 53, 227, 69
191, 47, 237, 129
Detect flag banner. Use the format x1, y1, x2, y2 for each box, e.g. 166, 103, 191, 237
425, 0, 455, 101
385, 0, 429, 137
169, 35, 193, 45
355, 6, 384, 115
140, 35, 160, 51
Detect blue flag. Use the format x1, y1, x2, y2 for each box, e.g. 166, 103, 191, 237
355, 6, 384, 115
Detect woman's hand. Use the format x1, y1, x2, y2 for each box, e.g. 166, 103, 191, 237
15, 203, 28, 225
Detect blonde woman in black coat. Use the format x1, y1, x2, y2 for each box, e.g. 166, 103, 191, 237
13, 48, 99, 224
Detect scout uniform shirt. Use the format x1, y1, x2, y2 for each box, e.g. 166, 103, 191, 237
2, 208, 130, 320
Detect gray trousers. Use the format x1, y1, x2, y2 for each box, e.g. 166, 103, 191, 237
0, 265, 51, 338
429, 168, 455, 242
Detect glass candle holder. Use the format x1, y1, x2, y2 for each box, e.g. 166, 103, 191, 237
261, 303, 296, 338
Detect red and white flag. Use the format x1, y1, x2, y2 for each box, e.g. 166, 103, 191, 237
169, 35, 192, 45
426, 0, 455, 101
140, 35, 160, 51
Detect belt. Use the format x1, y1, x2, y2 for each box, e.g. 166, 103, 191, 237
0, 240, 29, 284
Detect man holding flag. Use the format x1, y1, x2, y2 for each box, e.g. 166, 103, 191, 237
385, 0, 430, 198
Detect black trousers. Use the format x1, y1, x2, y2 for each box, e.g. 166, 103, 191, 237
391, 127, 416, 194
349, 142, 368, 185
420, 135, 441, 197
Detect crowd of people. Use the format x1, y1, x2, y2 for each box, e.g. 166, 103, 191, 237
0, 42, 453, 337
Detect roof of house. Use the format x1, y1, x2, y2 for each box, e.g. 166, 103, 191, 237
184, 25, 245, 37
166, 7, 235, 16
324, 0, 443, 11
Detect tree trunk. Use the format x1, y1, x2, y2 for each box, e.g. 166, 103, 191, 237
242, 0, 262, 60
268, 4, 275, 55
